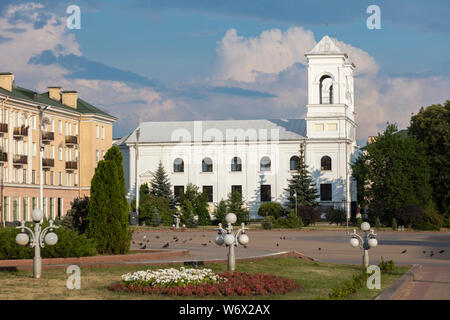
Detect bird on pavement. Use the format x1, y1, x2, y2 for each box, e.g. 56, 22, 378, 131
156, 235, 160, 239
318, 248, 321, 251
423, 251, 426, 254
243, 245, 247, 249
401, 250, 407, 254
276, 243, 279, 247
163, 243, 169, 248
182, 240, 187, 243
430, 251, 434, 257
201, 243, 207, 247
439, 250, 445, 254
140, 244, 146, 249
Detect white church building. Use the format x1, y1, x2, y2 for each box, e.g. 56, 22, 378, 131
117, 36, 358, 219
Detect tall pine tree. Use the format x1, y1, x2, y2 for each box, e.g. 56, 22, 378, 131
285, 143, 318, 210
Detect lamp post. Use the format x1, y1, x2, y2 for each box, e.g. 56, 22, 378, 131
135, 128, 140, 224
38, 106, 50, 212
349, 221, 378, 268
294, 192, 298, 216
15, 208, 59, 278
214, 213, 249, 271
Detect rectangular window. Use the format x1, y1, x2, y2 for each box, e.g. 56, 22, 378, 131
327, 123, 338, 131
96, 150, 99, 162
51, 146, 55, 159
260, 185, 271, 202
22, 168, 26, 184
13, 197, 19, 221
59, 172, 62, 185
3, 196, 9, 222
32, 142, 36, 157
74, 123, 78, 135
32, 170, 36, 184
231, 185, 242, 195
320, 184, 332, 201
101, 126, 105, 139
50, 171, 54, 185
42, 198, 47, 218
202, 186, 213, 203
174, 186, 184, 199
51, 120, 55, 132
32, 115, 37, 130
32, 197, 37, 210
23, 197, 28, 221
50, 198, 55, 219
96, 125, 99, 139
74, 173, 78, 186
58, 147, 62, 161
58, 120, 62, 134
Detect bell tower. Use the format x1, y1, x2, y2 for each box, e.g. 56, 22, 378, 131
304, 35, 356, 140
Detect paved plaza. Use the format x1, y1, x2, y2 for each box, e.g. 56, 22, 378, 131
131, 229, 450, 299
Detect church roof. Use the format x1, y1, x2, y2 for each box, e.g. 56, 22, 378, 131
123, 119, 307, 144
306, 35, 346, 56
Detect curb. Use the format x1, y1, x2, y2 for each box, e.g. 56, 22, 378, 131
374, 264, 422, 300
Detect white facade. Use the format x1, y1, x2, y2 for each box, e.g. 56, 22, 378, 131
118, 36, 358, 219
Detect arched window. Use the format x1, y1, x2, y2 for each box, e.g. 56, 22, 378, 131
290, 156, 300, 170
231, 156, 242, 172
319, 75, 333, 104
173, 158, 184, 172
202, 157, 213, 172
260, 156, 271, 171
321, 156, 332, 171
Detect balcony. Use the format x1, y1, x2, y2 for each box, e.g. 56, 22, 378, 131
42, 131, 54, 144
65, 161, 78, 170
0, 123, 7, 134
42, 158, 54, 169
65, 135, 78, 147
13, 126, 28, 139
0, 152, 7, 162
13, 154, 27, 166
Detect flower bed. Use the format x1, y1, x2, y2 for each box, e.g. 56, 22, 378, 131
109, 268, 300, 297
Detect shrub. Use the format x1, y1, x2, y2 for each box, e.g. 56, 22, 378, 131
258, 202, 285, 219
297, 206, 321, 226
213, 200, 227, 224
379, 258, 395, 273
261, 216, 273, 230
150, 208, 162, 227
325, 207, 346, 226
274, 213, 302, 229
0, 224, 97, 259
374, 216, 381, 229
139, 194, 173, 226
392, 218, 398, 230
64, 196, 89, 234
413, 220, 440, 231
395, 205, 425, 228
423, 209, 445, 227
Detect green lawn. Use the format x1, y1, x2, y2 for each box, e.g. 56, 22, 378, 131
0, 257, 408, 300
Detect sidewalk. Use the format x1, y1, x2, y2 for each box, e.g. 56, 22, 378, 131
390, 266, 450, 300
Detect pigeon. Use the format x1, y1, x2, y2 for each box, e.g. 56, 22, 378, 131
208, 240, 211, 243
280, 237, 283, 240
439, 250, 445, 254
276, 243, 279, 247
318, 248, 321, 251
139, 242, 143, 247
423, 251, 426, 254
175, 239, 179, 242
182, 240, 187, 243
156, 235, 160, 239
143, 236, 146, 239
283, 237, 286, 240
140, 244, 146, 249
189, 238, 193, 241
243, 245, 247, 249
146, 239, 150, 243
163, 243, 169, 248
132, 241, 135, 245
202, 234, 206, 237
430, 251, 434, 257
201, 243, 207, 247
401, 250, 407, 254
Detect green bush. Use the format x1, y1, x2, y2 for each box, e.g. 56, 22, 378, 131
374, 216, 381, 229
261, 216, 273, 230
379, 258, 395, 273
395, 205, 425, 228
297, 206, 321, 226
325, 207, 346, 226
257, 202, 285, 219
413, 220, 440, 231
392, 218, 398, 230
423, 209, 445, 227
0, 225, 97, 260
273, 213, 302, 229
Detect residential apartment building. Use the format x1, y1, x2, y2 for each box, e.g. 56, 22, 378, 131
0, 72, 116, 223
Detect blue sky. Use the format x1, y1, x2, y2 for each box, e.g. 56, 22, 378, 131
0, 0, 449, 145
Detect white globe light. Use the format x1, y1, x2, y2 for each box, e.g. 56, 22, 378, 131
350, 237, 360, 248
16, 233, 29, 246
31, 208, 43, 223
215, 234, 224, 246
44, 232, 58, 246
225, 213, 237, 224
238, 233, 249, 245
368, 238, 378, 248
360, 222, 371, 232
224, 234, 235, 246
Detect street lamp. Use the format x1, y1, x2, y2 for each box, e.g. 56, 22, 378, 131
214, 213, 249, 271
349, 221, 378, 268
15, 208, 59, 278
38, 106, 50, 212
135, 128, 140, 224
294, 192, 298, 216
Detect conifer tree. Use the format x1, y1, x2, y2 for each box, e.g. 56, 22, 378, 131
150, 161, 174, 206
285, 143, 318, 210
87, 147, 131, 254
